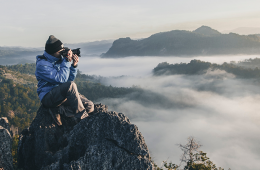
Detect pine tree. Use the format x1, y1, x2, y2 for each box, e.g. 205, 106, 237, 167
163, 137, 226, 170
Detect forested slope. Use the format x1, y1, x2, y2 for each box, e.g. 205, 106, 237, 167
153, 58, 260, 78
0, 64, 141, 133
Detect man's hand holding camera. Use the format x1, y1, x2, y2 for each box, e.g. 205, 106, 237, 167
65, 49, 73, 62
65, 49, 79, 67
72, 54, 79, 67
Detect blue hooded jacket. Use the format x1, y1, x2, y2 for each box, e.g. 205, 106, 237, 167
35, 51, 77, 101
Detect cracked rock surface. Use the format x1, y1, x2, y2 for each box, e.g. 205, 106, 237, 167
0, 117, 13, 170
18, 104, 153, 170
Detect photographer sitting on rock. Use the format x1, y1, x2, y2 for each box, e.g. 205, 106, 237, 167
35, 35, 94, 126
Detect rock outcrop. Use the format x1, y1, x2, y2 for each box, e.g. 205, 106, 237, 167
18, 104, 153, 170
0, 117, 14, 170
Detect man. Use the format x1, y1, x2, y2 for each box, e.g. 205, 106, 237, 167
35, 35, 94, 125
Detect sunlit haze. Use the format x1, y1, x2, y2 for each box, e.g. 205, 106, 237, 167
1, 0, 260, 47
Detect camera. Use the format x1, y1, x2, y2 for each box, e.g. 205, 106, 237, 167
61, 47, 81, 57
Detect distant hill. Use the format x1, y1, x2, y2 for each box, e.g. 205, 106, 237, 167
0, 47, 42, 65
153, 59, 260, 79
65, 40, 113, 56
193, 25, 221, 36
0, 40, 114, 65
102, 26, 260, 57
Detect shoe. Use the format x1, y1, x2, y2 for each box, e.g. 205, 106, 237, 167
49, 108, 62, 126
86, 106, 94, 114
83, 102, 94, 113
75, 110, 89, 120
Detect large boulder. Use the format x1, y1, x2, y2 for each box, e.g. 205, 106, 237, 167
18, 104, 153, 170
0, 117, 13, 170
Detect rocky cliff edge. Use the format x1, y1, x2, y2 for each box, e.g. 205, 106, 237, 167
0, 117, 13, 170
18, 104, 153, 170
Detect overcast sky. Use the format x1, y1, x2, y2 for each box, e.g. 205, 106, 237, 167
1, 0, 260, 47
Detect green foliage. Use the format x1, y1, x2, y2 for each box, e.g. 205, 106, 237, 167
153, 60, 212, 76
6, 63, 36, 75
151, 160, 163, 170
161, 137, 226, 170
183, 152, 218, 170
0, 65, 37, 86
153, 59, 260, 79
0, 76, 40, 132
12, 135, 19, 169
163, 161, 179, 170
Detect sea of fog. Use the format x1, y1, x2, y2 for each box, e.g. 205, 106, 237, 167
78, 55, 260, 77
78, 55, 260, 170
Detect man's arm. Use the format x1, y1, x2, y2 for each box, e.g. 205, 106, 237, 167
68, 65, 77, 81
36, 58, 72, 84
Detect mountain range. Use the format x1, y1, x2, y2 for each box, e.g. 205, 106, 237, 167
102, 26, 260, 57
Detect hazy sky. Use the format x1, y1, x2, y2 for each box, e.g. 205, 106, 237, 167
1, 0, 260, 47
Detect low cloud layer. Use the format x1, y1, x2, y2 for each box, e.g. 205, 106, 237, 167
99, 71, 260, 170
78, 55, 260, 77
79, 56, 260, 170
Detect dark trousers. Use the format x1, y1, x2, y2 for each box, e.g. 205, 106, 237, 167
41, 81, 94, 116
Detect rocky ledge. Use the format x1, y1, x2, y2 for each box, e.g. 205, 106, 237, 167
18, 104, 153, 170
0, 117, 13, 170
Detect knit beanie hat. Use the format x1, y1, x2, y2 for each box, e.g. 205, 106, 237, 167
45, 35, 63, 54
